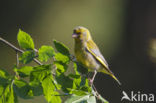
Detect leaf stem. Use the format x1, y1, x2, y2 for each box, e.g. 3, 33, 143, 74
0, 37, 42, 65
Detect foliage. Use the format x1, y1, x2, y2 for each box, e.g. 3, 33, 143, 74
0, 30, 109, 103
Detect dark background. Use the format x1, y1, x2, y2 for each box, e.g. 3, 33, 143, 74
0, 0, 156, 103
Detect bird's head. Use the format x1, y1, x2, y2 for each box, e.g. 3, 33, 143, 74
72, 26, 92, 42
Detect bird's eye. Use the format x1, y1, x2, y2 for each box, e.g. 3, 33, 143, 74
73, 29, 81, 35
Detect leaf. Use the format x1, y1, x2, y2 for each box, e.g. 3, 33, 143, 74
72, 75, 81, 90
33, 64, 51, 71
80, 77, 91, 93
0, 70, 16, 103
0, 85, 4, 96
73, 63, 80, 75
68, 74, 81, 79
1, 84, 17, 103
14, 66, 33, 77
68, 89, 88, 96
13, 79, 33, 99
74, 62, 88, 75
87, 96, 96, 103
70, 77, 91, 96
65, 94, 90, 103
38, 45, 55, 62
55, 53, 70, 64
71, 63, 91, 93
9, 85, 16, 103
0, 69, 9, 79
17, 29, 34, 50
55, 74, 73, 93
30, 65, 52, 82
52, 79, 61, 90
53, 40, 70, 56
54, 62, 67, 76
29, 81, 43, 96
19, 51, 35, 64
50, 91, 61, 103
41, 75, 55, 102
0, 69, 10, 86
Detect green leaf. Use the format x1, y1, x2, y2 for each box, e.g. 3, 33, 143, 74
1, 84, 17, 103
55, 62, 67, 76
14, 66, 33, 77
29, 81, 43, 96
19, 51, 35, 64
9, 85, 16, 103
30, 71, 48, 82
68, 74, 81, 79
65, 95, 96, 103
55, 74, 73, 93
53, 40, 70, 56
0, 70, 16, 103
65, 94, 90, 103
17, 29, 34, 50
0, 69, 9, 79
0, 69, 10, 86
80, 77, 91, 93
71, 63, 91, 93
41, 75, 55, 102
74, 62, 88, 75
30, 65, 52, 82
50, 91, 61, 103
72, 77, 81, 90
13, 79, 32, 99
73, 63, 80, 75
38, 45, 55, 62
68, 89, 88, 96
33, 64, 51, 71
55, 53, 69, 64
0, 85, 4, 97
53, 79, 61, 90
70, 77, 91, 96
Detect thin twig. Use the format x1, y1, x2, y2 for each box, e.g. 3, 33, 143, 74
91, 83, 107, 103
16, 51, 19, 67
0, 37, 42, 65
15, 51, 20, 79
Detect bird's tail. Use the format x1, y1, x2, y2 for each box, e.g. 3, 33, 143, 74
110, 74, 121, 85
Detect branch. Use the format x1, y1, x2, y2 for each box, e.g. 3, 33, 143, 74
0, 37, 42, 65
92, 84, 108, 103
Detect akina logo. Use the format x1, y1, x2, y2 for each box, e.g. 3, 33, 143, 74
121, 91, 155, 102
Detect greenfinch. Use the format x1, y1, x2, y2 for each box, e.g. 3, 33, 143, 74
72, 26, 121, 85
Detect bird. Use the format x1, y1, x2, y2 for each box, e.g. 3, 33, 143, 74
72, 26, 121, 85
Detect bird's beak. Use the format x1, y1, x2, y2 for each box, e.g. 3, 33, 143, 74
72, 33, 78, 38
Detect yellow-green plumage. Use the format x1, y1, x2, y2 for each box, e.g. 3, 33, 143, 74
72, 26, 121, 85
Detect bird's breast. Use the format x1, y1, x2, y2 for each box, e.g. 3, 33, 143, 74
74, 43, 101, 71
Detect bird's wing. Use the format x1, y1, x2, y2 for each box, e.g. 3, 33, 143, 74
86, 40, 121, 85
86, 40, 111, 73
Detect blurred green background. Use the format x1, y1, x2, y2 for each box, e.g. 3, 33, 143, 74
0, 0, 156, 103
